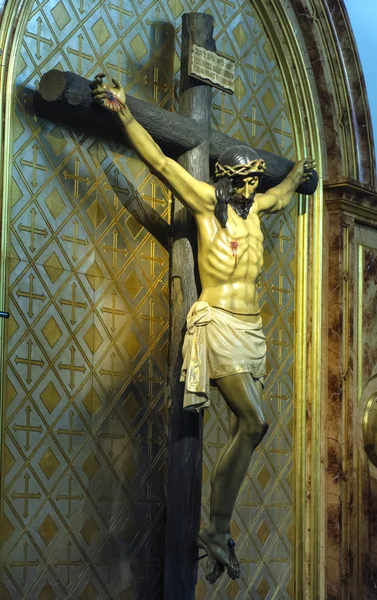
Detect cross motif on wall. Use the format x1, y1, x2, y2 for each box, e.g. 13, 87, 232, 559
104, 166, 130, 211
102, 230, 128, 269
67, 34, 94, 76
10, 541, 40, 585
13, 406, 42, 451
63, 157, 90, 197
11, 474, 41, 518
56, 476, 84, 518
140, 298, 164, 336
57, 411, 85, 453
100, 291, 127, 332
58, 346, 86, 390
60, 281, 88, 325
20, 145, 48, 188
271, 273, 290, 306
109, 0, 133, 29
61, 219, 89, 261
137, 358, 163, 399
99, 414, 125, 457
15, 340, 44, 384
25, 17, 52, 60
16, 273, 46, 318
140, 239, 164, 278
245, 52, 264, 85
272, 220, 291, 253
55, 541, 83, 585
99, 352, 126, 390
271, 327, 290, 360
18, 208, 48, 253
144, 67, 168, 102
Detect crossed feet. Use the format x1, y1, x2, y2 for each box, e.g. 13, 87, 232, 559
197, 526, 241, 584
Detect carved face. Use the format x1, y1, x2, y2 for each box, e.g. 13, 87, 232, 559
231, 175, 259, 200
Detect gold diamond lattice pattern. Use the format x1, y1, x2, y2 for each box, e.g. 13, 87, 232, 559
1, 0, 295, 598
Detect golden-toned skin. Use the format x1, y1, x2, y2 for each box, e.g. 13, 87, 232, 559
91, 75, 315, 580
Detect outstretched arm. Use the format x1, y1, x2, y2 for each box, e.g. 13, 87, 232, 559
256, 159, 316, 216
91, 74, 214, 214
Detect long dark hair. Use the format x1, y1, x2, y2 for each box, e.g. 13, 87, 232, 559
213, 146, 263, 228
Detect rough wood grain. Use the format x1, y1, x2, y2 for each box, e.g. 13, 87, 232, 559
162, 14, 213, 600
36, 70, 318, 195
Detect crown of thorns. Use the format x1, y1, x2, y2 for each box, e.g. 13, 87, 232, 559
214, 158, 266, 179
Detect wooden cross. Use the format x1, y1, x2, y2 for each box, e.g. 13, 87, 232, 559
57, 411, 85, 453
15, 340, 44, 384
16, 273, 46, 318
11, 473, 41, 518
37, 13, 318, 599
13, 406, 42, 451
20, 145, 48, 188
56, 476, 84, 518
60, 281, 87, 325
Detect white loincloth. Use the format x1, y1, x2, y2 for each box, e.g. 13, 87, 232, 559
180, 301, 267, 412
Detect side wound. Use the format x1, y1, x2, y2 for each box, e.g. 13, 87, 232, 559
230, 241, 238, 265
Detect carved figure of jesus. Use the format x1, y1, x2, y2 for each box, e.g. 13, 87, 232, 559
91, 74, 315, 583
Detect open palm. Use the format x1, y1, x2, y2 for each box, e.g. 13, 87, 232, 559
91, 73, 126, 112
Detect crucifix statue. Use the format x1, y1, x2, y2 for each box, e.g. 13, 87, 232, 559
37, 11, 317, 596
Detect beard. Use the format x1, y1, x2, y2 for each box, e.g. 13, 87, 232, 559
229, 192, 256, 220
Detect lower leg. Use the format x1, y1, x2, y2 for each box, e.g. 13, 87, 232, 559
199, 376, 268, 566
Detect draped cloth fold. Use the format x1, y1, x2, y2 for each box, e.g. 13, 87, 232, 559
180, 301, 267, 412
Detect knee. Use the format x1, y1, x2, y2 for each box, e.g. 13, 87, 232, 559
240, 418, 269, 446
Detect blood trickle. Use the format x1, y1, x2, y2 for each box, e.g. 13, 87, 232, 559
230, 241, 238, 265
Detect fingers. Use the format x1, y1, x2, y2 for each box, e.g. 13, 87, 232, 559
304, 158, 316, 171
112, 77, 121, 89
92, 89, 107, 98
90, 73, 106, 90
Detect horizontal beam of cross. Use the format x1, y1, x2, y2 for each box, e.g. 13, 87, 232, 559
35, 70, 318, 195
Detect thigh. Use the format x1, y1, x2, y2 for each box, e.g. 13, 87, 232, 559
215, 372, 266, 425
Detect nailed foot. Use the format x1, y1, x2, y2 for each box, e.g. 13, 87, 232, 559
197, 529, 240, 583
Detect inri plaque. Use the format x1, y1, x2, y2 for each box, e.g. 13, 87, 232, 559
188, 43, 235, 94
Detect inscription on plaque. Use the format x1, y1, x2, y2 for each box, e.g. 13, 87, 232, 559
188, 43, 235, 94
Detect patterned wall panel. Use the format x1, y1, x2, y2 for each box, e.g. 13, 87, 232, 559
1, 1, 296, 599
